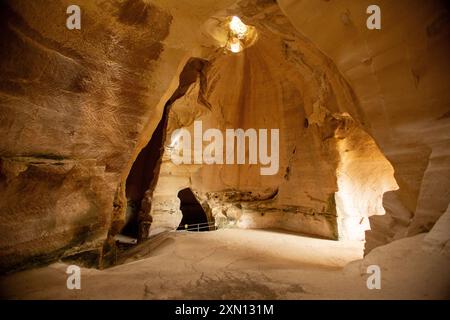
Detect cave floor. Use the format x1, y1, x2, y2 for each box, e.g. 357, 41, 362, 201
1, 229, 449, 299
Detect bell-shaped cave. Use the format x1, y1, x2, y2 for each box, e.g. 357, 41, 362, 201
0, 0, 449, 301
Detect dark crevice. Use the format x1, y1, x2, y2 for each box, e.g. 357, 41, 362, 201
121, 57, 210, 241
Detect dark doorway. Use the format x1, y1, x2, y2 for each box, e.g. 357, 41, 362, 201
177, 188, 209, 231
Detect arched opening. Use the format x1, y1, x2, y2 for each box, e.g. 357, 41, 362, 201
177, 188, 210, 231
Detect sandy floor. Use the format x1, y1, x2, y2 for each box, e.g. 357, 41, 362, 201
0, 229, 449, 299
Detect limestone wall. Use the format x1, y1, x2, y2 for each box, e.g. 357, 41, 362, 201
1, 0, 448, 271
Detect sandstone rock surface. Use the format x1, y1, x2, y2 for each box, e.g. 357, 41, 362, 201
0, 0, 449, 273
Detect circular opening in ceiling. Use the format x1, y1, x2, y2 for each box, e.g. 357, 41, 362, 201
202, 15, 258, 54
225, 16, 258, 53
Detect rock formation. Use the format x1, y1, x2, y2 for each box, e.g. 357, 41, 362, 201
0, 0, 449, 275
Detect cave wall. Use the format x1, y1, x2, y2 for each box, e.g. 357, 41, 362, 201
0, 0, 190, 271
148, 0, 449, 246
277, 0, 450, 249
0, 0, 245, 271
145, 0, 399, 241
0, 0, 449, 271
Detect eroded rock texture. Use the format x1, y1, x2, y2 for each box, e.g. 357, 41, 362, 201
149, 0, 398, 242
0, 0, 449, 272
0, 0, 179, 271
277, 0, 450, 252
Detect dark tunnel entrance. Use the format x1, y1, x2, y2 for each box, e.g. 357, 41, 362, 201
177, 188, 211, 232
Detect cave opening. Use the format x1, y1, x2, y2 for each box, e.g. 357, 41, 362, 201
120, 58, 210, 241
177, 188, 212, 232
121, 101, 170, 239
